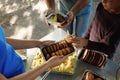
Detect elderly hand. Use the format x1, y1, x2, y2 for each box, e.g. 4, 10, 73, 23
58, 11, 74, 28
66, 35, 88, 48
71, 37, 88, 48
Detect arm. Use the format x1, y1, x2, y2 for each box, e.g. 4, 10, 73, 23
6, 38, 54, 49
0, 56, 68, 80
9, 62, 51, 80
66, 36, 110, 52
45, 0, 55, 10
85, 40, 109, 53
0, 74, 7, 80
58, 0, 90, 28
66, 34, 119, 59
44, 0, 56, 26
70, 0, 90, 16
85, 30, 120, 59
0, 62, 49, 80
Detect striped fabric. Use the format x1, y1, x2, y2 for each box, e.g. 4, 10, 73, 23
84, 3, 120, 59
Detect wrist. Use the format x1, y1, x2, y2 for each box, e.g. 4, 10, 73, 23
84, 39, 88, 47
68, 11, 75, 17
34, 40, 42, 48
44, 61, 52, 69
44, 61, 51, 69
66, 11, 74, 22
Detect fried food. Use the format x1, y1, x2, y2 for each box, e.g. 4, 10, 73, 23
41, 40, 74, 60
31, 49, 77, 74
78, 49, 107, 68
82, 71, 106, 80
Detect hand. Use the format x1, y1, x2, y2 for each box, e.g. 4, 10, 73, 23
85, 71, 95, 80
58, 11, 74, 28
72, 37, 88, 48
65, 34, 73, 43
45, 9, 55, 26
46, 55, 68, 68
66, 35, 88, 48
39, 40, 55, 47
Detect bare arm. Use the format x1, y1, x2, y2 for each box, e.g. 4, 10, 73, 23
45, 0, 55, 10
70, 0, 90, 16
0, 74, 7, 80
58, 0, 90, 28
6, 38, 54, 49
0, 62, 49, 80
9, 62, 50, 80
0, 56, 68, 80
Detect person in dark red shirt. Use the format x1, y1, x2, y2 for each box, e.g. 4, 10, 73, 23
66, 0, 120, 59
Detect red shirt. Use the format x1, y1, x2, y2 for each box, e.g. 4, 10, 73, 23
84, 3, 120, 59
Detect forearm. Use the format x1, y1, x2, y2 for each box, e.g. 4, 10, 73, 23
45, 0, 55, 10
0, 74, 7, 80
9, 62, 50, 80
85, 40, 109, 53
6, 38, 41, 49
70, 0, 90, 16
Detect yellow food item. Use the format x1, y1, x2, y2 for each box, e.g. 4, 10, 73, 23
31, 48, 77, 74
49, 15, 57, 22
66, 30, 70, 36
31, 51, 45, 69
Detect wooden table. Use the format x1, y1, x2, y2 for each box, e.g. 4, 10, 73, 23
27, 29, 120, 80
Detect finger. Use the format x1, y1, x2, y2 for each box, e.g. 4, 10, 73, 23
73, 44, 81, 48
57, 19, 70, 28
66, 35, 71, 40
66, 37, 73, 43
66, 12, 73, 22
71, 37, 81, 42
48, 22, 51, 26
70, 38, 78, 43
58, 23, 69, 28
45, 19, 51, 27
67, 17, 73, 22
45, 9, 55, 17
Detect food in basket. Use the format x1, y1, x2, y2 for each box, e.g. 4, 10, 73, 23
78, 48, 107, 68
56, 13, 65, 23
82, 70, 106, 80
41, 40, 75, 60
31, 48, 77, 74
46, 12, 67, 26
48, 14, 57, 22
